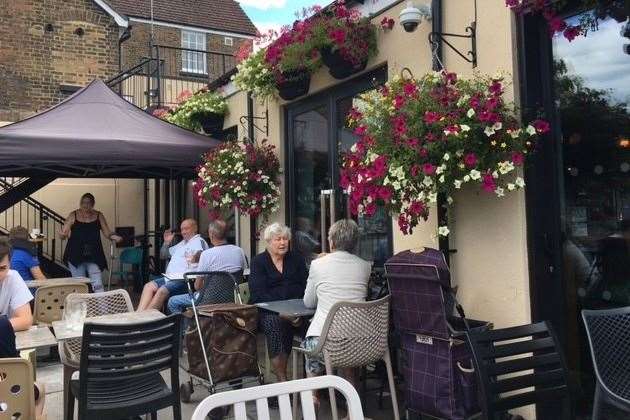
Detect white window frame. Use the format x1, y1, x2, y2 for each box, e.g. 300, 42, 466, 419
224, 36, 234, 46
181, 30, 207, 75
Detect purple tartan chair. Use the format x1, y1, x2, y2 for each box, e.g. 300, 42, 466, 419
385, 248, 490, 420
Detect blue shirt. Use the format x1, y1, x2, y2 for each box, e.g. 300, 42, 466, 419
10, 248, 40, 281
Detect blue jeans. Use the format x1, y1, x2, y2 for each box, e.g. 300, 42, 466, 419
152, 277, 189, 296
167, 291, 199, 314
69, 262, 103, 292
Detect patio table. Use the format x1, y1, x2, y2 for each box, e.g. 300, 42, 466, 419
52, 309, 165, 341
15, 326, 57, 351
25, 276, 91, 290
255, 299, 316, 318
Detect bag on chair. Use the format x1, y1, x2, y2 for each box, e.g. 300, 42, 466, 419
185, 303, 259, 384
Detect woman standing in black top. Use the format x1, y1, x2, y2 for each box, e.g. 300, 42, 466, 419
59, 193, 122, 292
250, 222, 307, 382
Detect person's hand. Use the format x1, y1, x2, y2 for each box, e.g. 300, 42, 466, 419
110, 234, 123, 243
192, 250, 202, 264
317, 252, 328, 259
279, 314, 303, 327
163, 229, 175, 244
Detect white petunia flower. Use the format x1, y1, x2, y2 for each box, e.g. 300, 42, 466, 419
493, 122, 502, 131
443, 153, 450, 161
438, 226, 450, 236
447, 196, 453, 204
428, 192, 438, 203
526, 125, 536, 136
515, 177, 525, 188
422, 177, 433, 187
484, 127, 495, 137
460, 124, 471, 132
509, 129, 522, 139
467, 108, 475, 118
463, 175, 471, 182
470, 170, 481, 180
507, 183, 516, 191
454, 180, 463, 189
439, 175, 445, 183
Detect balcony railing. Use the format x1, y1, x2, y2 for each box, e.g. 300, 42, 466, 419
108, 45, 237, 110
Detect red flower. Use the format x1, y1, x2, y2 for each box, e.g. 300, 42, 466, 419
378, 187, 392, 201
409, 201, 426, 216
418, 148, 429, 158
392, 115, 407, 136
505, 0, 519, 7
423, 163, 436, 176
403, 82, 417, 97
354, 125, 367, 136
329, 29, 347, 45
563, 26, 581, 42
410, 164, 421, 177
532, 119, 550, 134
548, 16, 567, 34
512, 152, 525, 166
424, 111, 441, 124
464, 153, 478, 168
393, 95, 406, 109
380, 17, 395, 30
443, 72, 457, 84
489, 81, 503, 96
482, 173, 497, 193
424, 133, 437, 143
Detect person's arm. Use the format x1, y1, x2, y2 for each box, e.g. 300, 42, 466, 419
194, 251, 209, 291
160, 229, 175, 259
29, 266, 46, 280
98, 212, 122, 243
58, 211, 76, 239
249, 256, 275, 303
303, 262, 318, 308
10, 303, 33, 332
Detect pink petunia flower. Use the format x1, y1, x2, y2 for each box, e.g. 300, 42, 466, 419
482, 173, 496, 193
423, 163, 436, 176
563, 26, 581, 42
512, 152, 525, 166
464, 153, 478, 168
424, 111, 441, 124
533, 119, 550, 134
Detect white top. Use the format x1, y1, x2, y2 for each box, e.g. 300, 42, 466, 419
303, 251, 371, 338
198, 244, 247, 274
165, 234, 208, 276
0, 270, 34, 318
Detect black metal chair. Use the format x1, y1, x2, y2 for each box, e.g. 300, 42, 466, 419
467, 321, 571, 420
66, 314, 182, 420
582, 307, 630, 419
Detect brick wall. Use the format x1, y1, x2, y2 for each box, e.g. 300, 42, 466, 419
0, 0, 119, 122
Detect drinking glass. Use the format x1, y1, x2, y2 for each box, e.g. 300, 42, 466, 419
68, 301, 87, 331
184, 248, 193, 270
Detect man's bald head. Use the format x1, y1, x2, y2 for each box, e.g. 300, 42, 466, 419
180, 218, 198, 240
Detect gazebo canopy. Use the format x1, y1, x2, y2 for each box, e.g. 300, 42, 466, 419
0, 80, 220, 178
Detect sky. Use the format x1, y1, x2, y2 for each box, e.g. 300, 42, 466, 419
237, 0, 330, 35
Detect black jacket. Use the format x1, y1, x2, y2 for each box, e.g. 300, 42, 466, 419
249, 250, 307, 304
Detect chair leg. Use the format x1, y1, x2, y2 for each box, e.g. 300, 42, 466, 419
264, 337, 271, 381
292, 350, 300, 419
324, 353, 339, 420
63, 364, 75, 420
592, 383, 603, 420
65, 382, 74, 420
173, 399, 182, 420
150, 411, 157, 420
383, 349, 401, 420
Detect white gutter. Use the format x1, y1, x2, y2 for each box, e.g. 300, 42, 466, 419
93, 0, 129, 27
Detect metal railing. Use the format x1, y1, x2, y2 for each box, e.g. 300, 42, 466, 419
108, 45, 236, 110
0, 178, 66, 267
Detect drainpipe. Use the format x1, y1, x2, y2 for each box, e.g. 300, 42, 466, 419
117, 26, 132, 72
247, 93, 257, 258
431, 0, 451, 265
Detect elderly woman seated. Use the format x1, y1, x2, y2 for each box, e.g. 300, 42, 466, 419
302, 220, 372, 399
249, 222, 307, 382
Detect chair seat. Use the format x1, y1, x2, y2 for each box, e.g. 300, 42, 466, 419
70, 373, 173, 413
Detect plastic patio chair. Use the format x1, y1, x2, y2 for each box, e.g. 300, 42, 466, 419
58, 289, 134, 420
293, 295, 400, 420
582, 307, 630, 419
0, 358, 37, 420
66, 314, 182, 420
191, 375, 365, 420
467, 321, 571, 420
108, 246, 143, 290
33, 282, 89, 326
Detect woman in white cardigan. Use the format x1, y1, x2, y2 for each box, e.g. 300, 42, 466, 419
302, 219, 372, 409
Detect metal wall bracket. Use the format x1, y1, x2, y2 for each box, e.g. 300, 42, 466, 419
239, 108, 269, 137
429, 21, 477, 68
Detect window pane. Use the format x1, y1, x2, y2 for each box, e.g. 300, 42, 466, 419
182, 30, 207, 74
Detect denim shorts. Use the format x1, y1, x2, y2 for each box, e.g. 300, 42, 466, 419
301, 336, 325, 375
152, 277, 188, 295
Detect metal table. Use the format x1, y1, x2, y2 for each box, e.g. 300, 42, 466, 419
25, 277, 91, 290
15, 326, 57, 351
255, 299, 316, 318
52, 309, 165, 341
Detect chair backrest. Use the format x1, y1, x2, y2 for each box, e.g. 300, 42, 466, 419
64, 289, 134, 317
316, 295, 390, 368
0, 358, 35, 420
238, 282, 250, 304
582, 306, 630, 403
467, 321, 570, 419
119, 246, 143, 266
195, 271, 240, 306
34, 282, 89, 324
78, 314, 181, 406
191, 375, 364, 420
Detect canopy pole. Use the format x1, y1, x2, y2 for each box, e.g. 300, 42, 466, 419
154, 178, 162, 273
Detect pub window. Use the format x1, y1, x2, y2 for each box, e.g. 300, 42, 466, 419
181, 30, 207, 74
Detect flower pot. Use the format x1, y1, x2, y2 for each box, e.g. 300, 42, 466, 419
320, 46, 368, 80
193, 112, 225, 136
276, 70, 311, 101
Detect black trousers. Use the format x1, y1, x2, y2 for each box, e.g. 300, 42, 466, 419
0, 315, 18, 358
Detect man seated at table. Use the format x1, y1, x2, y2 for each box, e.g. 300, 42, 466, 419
301, 220, 371, 406
0, 237, 45, 416
137, 219, 208, 311
167, 219, 247, 314
9, 226, 46, 284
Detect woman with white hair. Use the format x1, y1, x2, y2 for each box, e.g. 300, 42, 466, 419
249, 222, 308, 382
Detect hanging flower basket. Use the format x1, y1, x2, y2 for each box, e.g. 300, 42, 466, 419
320, 45, 368, 79
194, 139, 281, 221
341, 70, 551, 237
276, 70, 311, 101
192, 112, 225, 136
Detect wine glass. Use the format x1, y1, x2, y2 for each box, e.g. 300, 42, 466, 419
184, 248, 193, 270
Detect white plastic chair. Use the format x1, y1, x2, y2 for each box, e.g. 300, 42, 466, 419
191, 375, 365, 420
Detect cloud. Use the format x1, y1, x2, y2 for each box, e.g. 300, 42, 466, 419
237, 0, 287, 10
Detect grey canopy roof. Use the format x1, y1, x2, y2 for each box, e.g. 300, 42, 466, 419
0, 80, 220, 178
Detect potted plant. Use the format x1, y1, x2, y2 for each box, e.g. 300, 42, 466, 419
340, 71, 550, 236
311, 3, 378, 80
